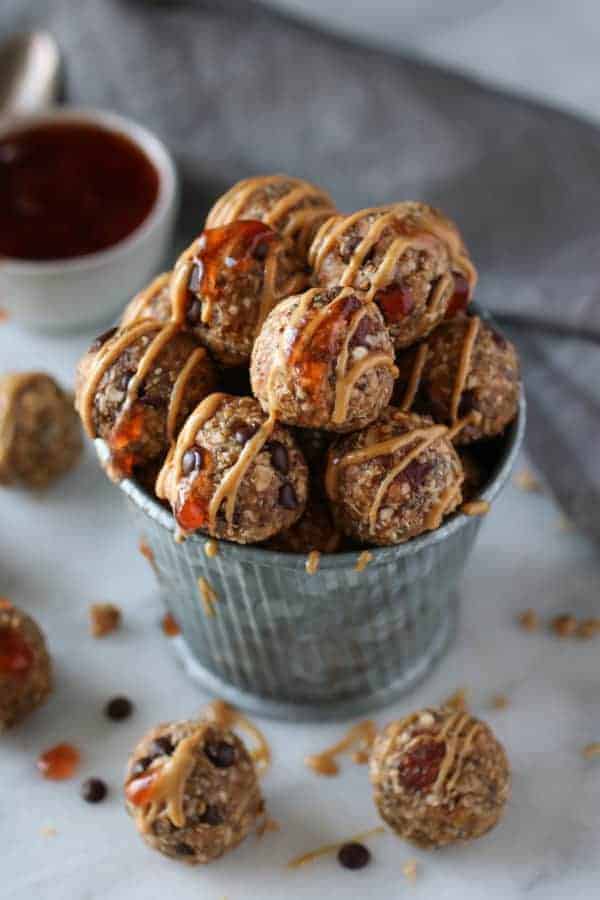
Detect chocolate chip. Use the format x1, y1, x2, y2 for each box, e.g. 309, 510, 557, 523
182, 447, 203, 476
186, 298, 203, 326
131, 756, 154, 776
151, 735, 175, 757
337, 842, 371, 870
81, 778, 108, 804
268, 440, 289, 475
90, 326, 118, 352
403, 459, 434, 489
458, 389, 477, 418
252, 239, 270, 261
198, 804, 224, 826
105, 696, 133, 721
120, 372, 133, 391
278, 483, 299, 510
204, 740, 236, 768
233, 423, 259, 445
174, 842, 195, 857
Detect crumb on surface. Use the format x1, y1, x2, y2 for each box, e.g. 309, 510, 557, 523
513, 468, 543, 493
491, 693, 509, 710
517, 609, 539, 632
442, 687, 469, 712
551, 614, 578, 638
89, 603, 121, 638
402, 859, 418, 883
555, 514, 576, 533
583, 743, 600, 760
41, 826, 57, 837
0, 308, 8, 323
577, 618, 600, 639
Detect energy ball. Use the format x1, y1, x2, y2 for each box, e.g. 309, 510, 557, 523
325, 409, 463, 546
0, 601, 52, 730
370, 707, 510, 849
125, 718, 264, 864
75, 322, 217, 480
265, 492, 341, 554
121, 271, 172, 328
0, 372, 82, 489
206, 174, 336, 259
309, 203, 477, 350
251, 286, 397, 432
167, 220, 307, 367
395, 315, 520, 445
156, 393, 308, 543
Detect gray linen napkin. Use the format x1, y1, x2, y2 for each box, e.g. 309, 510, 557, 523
2, 0, 599, 539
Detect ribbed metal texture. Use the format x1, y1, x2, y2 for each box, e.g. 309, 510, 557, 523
100, 391, 525, 721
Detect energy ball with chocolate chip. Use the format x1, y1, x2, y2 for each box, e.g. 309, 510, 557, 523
309, 203, 477, 350
0, 372, 82, 489
156, 393, 308, 543
166, 221, 307, 367
397, 315, 520, 445
75, 322, 217, 481
0, 602, 52, 730
265, 492, 341, 554
370, 707, 510, 849
124, 718, 264, 864
325, 409, 463, 546
251, 286, 396, 433
205, 174, 336, 260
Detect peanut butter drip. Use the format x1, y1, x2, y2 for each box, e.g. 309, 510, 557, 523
121, 271, 171, 326
204, 539, 219, 558
461, 499, 490, 517
355, 550, 373, 573
305, 550, 321, 575
429, 712, 483, 796
310, 203, 477, 301
325, 423, 448, 530
305, 720, 377, 776
204, 699, 271, 774
287, 827, 385, 869
198, 576, 219, 617
206, 175, 335, 247
133, 731, 201, 834
400, 343, 429, 412
450, 316, 480, 423
266, 287, 396, 424
0, 372, 46, 469
165, 346, 208, 442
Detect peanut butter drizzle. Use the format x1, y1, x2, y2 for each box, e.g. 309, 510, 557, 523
305, 550, 321, 575
310, 203, 477, 299
207, 175, 333, 244
198, 576, 219, 617
166, 346, 208, 442
430, 712, 482, 796
287, 827, 385, 869
0, 372, 45, 467
204, 699, 271, 774
305, 720, 377, 776
461, 499, 490, 517
400, 342, 429, 412
355, 550, 373, 572
121, 271, 171, 326
450, 315, 480, 423
135, 731, 201, 833
204, 539, 219, 558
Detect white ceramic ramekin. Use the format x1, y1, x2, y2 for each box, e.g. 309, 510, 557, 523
0, 107, 178, 333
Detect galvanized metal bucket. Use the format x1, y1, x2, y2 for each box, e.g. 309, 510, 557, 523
96, 383, 524, 721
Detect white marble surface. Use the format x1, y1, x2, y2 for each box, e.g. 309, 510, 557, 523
1, 318, 599, 900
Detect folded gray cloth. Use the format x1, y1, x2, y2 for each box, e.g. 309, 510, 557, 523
2, 0, 599, 539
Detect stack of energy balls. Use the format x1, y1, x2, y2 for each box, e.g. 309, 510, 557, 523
75, 174, 520, 552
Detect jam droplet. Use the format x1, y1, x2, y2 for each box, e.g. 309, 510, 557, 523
37, 743, 81, 781
161, 612, 180, 636
337, 842, 371, 870
108, 404, 146, 477
445, 273, 470, 318
0, 627, 34, 676
125, 769, 160, 806
375, 283, 415, 323
398, 739, 446, 791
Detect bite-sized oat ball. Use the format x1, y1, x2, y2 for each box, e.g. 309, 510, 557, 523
325, 408, 463, 546
370, 706, 510, 849
125, 718, 264, 864
394, 315, 520, 445
0, 372, 82, 489
206, 174, 336, 260
166, 221, 307, 367
265, 492, 341, 553
121, 271, 172, 328
156, 393, 308, 543
75, 322, 217, 481
309, 203, 477, 350
0, 601, 52, 730
251, 286, 397, 433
